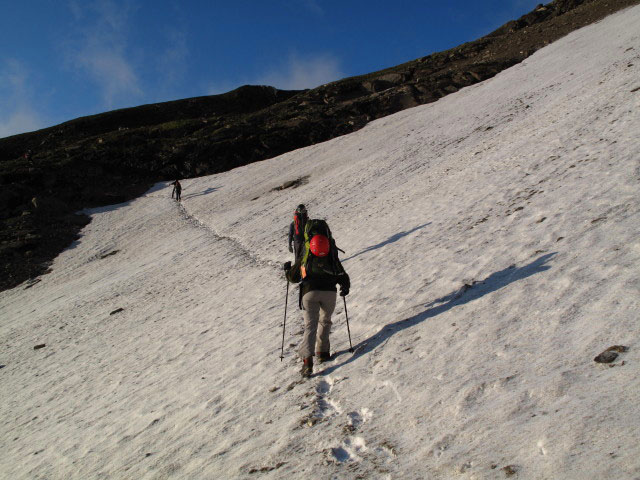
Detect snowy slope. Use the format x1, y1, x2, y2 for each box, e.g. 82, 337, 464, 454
2, 6, 640, 479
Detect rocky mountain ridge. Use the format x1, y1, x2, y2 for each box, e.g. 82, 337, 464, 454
0, 0, 637, 291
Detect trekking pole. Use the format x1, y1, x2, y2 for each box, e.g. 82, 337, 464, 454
343, 296, 354, 353
280, 280, 290, 361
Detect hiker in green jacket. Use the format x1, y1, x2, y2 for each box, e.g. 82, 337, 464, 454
284, 219, 350, 378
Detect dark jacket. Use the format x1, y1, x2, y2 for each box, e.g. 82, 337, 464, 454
286, 256, 350, 298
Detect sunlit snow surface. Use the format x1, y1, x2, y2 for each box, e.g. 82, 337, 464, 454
2, 6, 639, 479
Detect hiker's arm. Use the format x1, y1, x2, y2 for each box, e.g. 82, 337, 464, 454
337, 272, 350, 296
285, 261, 302, 283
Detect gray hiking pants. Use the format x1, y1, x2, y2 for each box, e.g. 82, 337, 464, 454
299, 290, 337, 359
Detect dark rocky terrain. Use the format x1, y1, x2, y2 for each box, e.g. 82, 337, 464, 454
0, 0, 637, 292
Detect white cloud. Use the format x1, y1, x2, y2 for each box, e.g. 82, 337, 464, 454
0, 59, 44, 138
201, 54, 343, 97
76, 50, 142, 106
301, 0, 323, 15
67, 0, 85, 21
66, 0, 143, 108
256, 54, 343, 90
205, 83, 233, 96
1, 59, 28, 97
0, 109, 43, 139
157, 30, 189, 92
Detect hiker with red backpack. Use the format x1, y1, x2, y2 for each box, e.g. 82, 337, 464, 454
283, 218, 350, 378
288, 204, 308, 260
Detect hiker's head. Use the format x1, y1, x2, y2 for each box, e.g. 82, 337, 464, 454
309, 234, 330, 257
296, 204, 307, 214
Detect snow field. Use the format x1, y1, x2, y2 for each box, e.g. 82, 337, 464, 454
1, 5, 640, 479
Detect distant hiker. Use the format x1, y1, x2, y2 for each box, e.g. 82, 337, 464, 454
284, 218, 350, 378
288, 204, 308, 260
171, 180, 182, 201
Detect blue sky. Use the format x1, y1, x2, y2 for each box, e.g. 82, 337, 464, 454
0, 0, 542, 138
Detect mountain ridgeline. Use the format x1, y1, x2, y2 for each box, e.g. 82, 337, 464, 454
0, 0, 636, 291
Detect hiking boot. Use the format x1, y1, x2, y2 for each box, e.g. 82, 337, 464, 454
301, 357, 313, 378
316, 351, 331, 363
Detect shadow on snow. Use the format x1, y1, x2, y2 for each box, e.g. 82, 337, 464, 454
341, 223, 432, 262
323, 253, 557, 375
181, 187, 219, 200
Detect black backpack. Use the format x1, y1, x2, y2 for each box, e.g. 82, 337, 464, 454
300, 219, 344, 279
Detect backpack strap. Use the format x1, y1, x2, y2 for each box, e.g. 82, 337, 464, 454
300, 221, 312, 278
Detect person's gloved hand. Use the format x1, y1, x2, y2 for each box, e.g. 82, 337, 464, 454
283, 261, 292, 272
340, 286, 349, 297
288, 245, 293, 253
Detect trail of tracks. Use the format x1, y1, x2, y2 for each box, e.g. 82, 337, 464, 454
164, 193, 396, 472
149, 194, 282, 274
